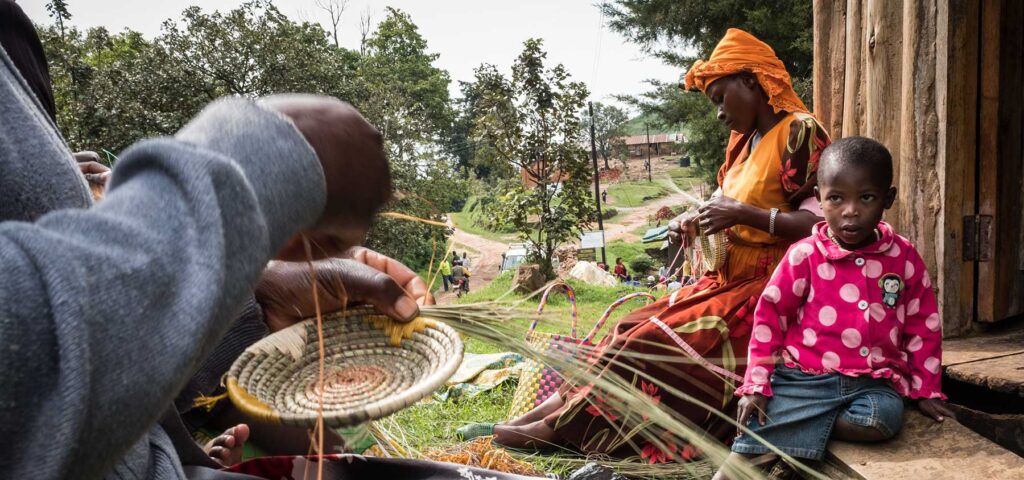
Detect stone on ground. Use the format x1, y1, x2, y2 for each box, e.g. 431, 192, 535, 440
567, 261, 617, 287
512, 264, 546, 294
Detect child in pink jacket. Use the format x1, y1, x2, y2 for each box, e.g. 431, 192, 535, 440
715, 137, 954, 479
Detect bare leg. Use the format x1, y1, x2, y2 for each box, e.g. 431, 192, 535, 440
493, 419, 560, 449
712, 452, 777, 480
832, 417, 890, 442
506, 392, 564, 427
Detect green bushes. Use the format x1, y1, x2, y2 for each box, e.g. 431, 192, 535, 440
629, 253, 655, 275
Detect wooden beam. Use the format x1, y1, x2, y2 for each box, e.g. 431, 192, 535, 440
813, 0, 847, 137
865, 0, 904, 229
898, 0, 940, 284
935, 0, 980, 335
841, 0, 864, 137
976, 0, 1001, 323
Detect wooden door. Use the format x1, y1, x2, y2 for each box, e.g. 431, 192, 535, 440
975, 0, 1024, 323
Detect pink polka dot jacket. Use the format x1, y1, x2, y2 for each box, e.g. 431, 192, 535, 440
736, 221, 946, 400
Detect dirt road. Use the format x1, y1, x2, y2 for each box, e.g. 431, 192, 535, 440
601, 190, 701, 243
434, 221, 508, 304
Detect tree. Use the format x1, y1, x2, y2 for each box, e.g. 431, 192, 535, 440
37, 2, 463, 274
353, 8, 462, 272
600, 0, 813, 187
473, 39, 595, 277
314, 0, 348, 47
580, 102, 629, 170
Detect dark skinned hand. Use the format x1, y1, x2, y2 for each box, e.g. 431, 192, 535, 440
255, 247, 433, 332
696, 195, 749, 236
259, 95, 392, 261
918, 398, 955, 422
74, 151, 111, 186
736, 393, 769, 431
666, 213, 698, 247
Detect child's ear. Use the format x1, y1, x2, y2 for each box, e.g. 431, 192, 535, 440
883, 186, 897, 209
813, 185, 821, 202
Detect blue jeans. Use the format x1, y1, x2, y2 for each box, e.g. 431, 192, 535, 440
731, 365, 904, 460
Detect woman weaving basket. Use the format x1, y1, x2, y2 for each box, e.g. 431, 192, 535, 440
464, 29, 832, 461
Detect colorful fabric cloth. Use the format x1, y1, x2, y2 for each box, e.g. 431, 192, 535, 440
542, 108, 831, 462
436, 352, 524, 401
683, 28, 807, 115
737, 222, 946, 400
720, 112, 829, 247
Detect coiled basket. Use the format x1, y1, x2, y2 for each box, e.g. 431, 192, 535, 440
226, 306, 463, 428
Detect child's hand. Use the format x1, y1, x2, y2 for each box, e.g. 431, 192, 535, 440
918, 398, 955, 422
736, 393, 770, 427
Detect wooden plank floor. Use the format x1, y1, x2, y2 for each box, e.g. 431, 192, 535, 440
828, 410, 1024, 479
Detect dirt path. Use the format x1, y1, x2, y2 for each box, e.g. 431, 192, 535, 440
434, 220, 508, 304
601, 190, 701, 243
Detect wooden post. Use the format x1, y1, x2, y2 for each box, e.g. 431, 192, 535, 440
588, 102, 607, 266
935, 0, 980, 335
813, 0, 847, 137
841, 0, 865, 137
897, 0, 940, 275
864, 0, 904, 230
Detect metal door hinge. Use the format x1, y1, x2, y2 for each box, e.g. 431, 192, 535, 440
963, 215, 993, 261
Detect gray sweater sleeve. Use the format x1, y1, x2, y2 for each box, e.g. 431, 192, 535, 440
0, 98, 325, 479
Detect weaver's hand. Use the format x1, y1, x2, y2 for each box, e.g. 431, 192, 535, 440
255, 248, 433, 332
666, 213, 698, 246
736, 393, 769, 429
696, 195, 749, 236
260, 95, 392, 261
918, 398, 954, 423
75, 152, 111, 187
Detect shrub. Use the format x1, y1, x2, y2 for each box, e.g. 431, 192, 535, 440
629, 253, 655, 274
601, 208, 619, 220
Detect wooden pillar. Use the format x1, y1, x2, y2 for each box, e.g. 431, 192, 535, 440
935, 0, 979, 335
813, 0, 847, 137
897, 0, 939, 279
864, 0, 905, 229
841, 0, 865, 137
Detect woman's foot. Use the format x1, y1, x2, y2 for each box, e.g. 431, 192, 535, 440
205, 424, 250, 467
493, 420, 559, 449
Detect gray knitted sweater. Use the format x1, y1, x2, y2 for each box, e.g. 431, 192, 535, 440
0, 46, 326, 479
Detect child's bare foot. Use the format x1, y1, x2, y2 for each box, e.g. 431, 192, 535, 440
205, 424, 250, 467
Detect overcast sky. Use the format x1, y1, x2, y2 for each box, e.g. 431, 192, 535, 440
20, 0, 683, 111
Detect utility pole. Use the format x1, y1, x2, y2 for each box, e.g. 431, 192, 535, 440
645, 124, 653, 182
588, 102, 607, 266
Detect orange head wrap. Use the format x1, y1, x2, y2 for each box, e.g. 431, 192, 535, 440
682, 28, 807, 114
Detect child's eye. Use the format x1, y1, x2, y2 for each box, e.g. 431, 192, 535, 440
828, 195, 841, 203
861, 194, 876, 202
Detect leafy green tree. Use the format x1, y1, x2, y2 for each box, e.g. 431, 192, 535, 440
37, 2, 463, 273
580, 101, 629, 170
473, 39, 595, 277
354, 8, 462, 272
600, 0, 813, 187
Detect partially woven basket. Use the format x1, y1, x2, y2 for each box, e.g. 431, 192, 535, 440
226, 306, 463, 428
693, 223, 728, 275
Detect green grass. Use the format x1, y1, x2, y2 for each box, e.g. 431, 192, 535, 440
605, 240, 648, 266
665, 167, 704, 193
449, 197, 518, 244
605, 181, 668, 208
386, 272, 652, 476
